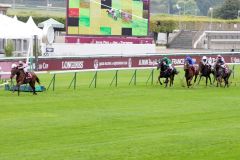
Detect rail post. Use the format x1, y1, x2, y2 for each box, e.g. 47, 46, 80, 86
69, 72, 77, 90
146, 69, 154, 85
47, 74, 56, 91
129, 69, 137, 85
110, 70, 118, 87
89, 71, 98, 88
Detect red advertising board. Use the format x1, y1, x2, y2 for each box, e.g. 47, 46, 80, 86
1, 54, 240, 75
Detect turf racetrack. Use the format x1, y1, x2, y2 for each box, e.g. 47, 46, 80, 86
0, 67, 240, 160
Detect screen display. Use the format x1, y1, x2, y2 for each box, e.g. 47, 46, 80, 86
67, 0, 149, 36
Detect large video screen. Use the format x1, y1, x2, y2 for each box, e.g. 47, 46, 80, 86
67, 0, 149, 36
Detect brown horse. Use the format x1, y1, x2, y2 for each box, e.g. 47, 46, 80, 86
198, 62, 214, 86
157, 61, 178, 87
184, 61, 199, 88
10, 66, 40, 96
215, 64, 232, 87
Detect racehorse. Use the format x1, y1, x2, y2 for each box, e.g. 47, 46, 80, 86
157, 61, 178, 87
198, 62, 214, 86
184, 61, 199, 88
10, 65, 40, 96
215, 64, 232, 87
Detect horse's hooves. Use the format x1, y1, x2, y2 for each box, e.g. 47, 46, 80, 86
33, 93, 37, 95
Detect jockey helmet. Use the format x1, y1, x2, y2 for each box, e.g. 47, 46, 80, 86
19, 61, 23, 65
202, 56, 207, 60
217, 55, 222, 59
11, 64, 17, 69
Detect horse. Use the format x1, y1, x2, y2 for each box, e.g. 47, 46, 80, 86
157, 61, 178, 87
184, 61, 199, 88
215, 64, 232, 87
198, 62, 214, 86
10, 65, 40, 96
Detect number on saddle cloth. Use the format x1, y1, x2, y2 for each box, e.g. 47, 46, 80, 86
25, 72, 32, 80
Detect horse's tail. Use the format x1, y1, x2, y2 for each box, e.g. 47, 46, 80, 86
36, 76, 40, 84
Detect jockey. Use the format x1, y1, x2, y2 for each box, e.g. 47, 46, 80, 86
185, 55, 196, 73
215, 54, 228, 72
18, 61, 29, 77
160, 57, 173, 70
216, 55, 225, 66
185, 55, 195, 66
201, 56, 209, 66
11, 63, 17, 69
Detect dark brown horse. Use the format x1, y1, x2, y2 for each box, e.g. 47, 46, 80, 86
157, 61, 178, 87
10, 66, 40, 96
198, 62, 214, 86
215, 64, 232, 87
184, 61, 199, 88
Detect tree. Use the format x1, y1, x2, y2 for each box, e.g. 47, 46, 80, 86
214, 0, 240, 19
195, 0, 224, 15
4, 40, 14, 57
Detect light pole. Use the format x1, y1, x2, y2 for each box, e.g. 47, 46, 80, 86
209, 7, 213, 31
238, 10, 240, 19
176, 4, 181, 30
12, 0, 15, 9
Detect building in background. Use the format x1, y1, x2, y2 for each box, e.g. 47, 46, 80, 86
0, 3, 11, 15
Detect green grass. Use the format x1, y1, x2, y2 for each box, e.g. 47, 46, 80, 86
0, 67, 240, 160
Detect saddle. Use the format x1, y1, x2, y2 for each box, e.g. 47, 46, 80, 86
25, 72, 32, 80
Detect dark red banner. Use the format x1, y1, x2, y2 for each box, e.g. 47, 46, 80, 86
1, 54, 240, 74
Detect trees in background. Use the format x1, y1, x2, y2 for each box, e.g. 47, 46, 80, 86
214, 0, 240, 19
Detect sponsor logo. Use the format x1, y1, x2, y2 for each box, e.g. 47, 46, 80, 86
46, 48, 54, 52
94, 59, 99, 69
98, 61, 128, 66
62, 61, 84, 69
231, 57, 240, 63
128, 58, 132, 68
38, 63, 49, 70
138, 59, 157, 66
172, 59, 185, 65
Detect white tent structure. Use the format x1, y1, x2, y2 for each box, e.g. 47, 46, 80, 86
0, 14, 42, 39
26, 16, 43, 38
0, 14, 43, 62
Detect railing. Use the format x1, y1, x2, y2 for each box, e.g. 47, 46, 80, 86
47, 67, 157, 91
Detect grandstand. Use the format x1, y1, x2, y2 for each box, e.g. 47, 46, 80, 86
0, 0, 65, 8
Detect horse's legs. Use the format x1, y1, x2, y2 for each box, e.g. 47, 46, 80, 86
158, 75, 162, 85
16, 82, 23, 96
170, 75, 174, 87
205, 76, 208, 86
165, 78, 169, 88
186, 78, 190, 88
209, 76, 212, 85
17, 84, 20, 96
194, 75, 198, 83
29, 81, 37, 95
197, 76, 202, 85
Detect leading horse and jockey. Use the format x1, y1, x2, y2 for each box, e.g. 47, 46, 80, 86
10, 61, 40, 96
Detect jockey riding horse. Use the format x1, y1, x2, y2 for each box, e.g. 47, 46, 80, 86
10, 62, 40, 96
157, 57, 178, 87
